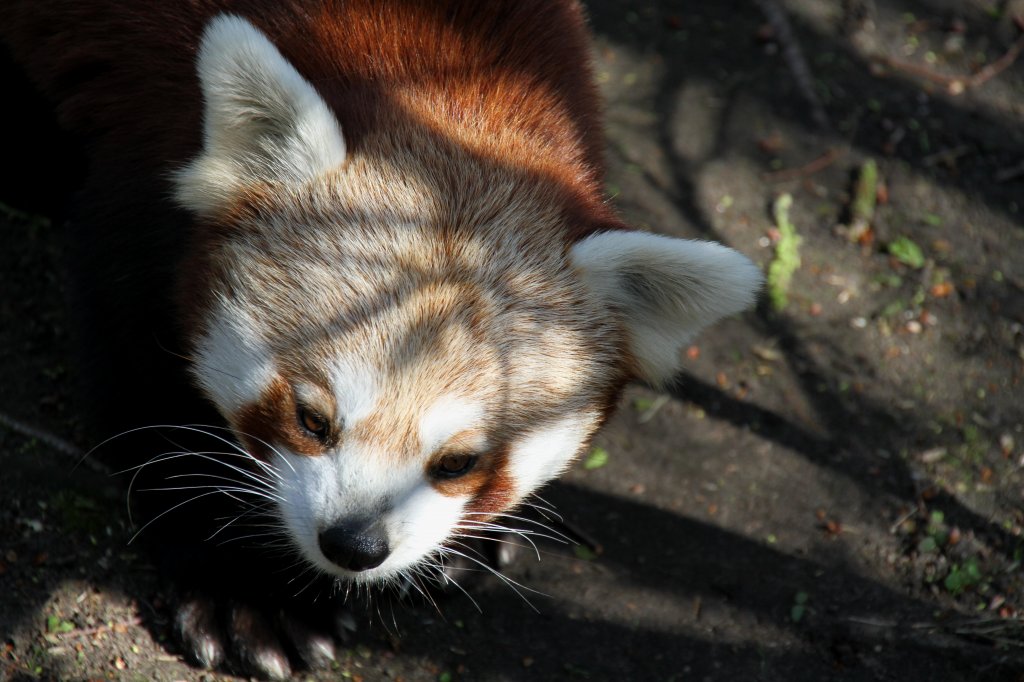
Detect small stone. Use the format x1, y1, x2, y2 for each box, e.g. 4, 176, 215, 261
1000, 434, 1014, 456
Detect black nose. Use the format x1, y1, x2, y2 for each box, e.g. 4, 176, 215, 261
317, 518, 390, 572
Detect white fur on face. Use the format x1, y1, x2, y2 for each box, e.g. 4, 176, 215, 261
274, 390, 488, 581
276, 441, 464, 582
192, 297, 276, 417
506, 412, 598, 499
418, 395, 486, 455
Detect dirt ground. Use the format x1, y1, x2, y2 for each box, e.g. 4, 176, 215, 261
2, 0, 1024, 680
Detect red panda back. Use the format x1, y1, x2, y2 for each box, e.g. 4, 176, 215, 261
2, 0, 607, 215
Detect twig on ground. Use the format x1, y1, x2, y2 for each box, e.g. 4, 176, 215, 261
555, 517, 604, 556
888, 506, 919, 534
922, 145, 972, 168
754, 0, 831, 130
994, 160, 1024, 183
636, 395, 670, 424
0, 410, 86, 461
872, 16, 1024, 95
55, 617, 143, 640
846, 615, 1024, 648
970, 15, 1024, 87
763, 147, 845, 182
846, 615, 899, 628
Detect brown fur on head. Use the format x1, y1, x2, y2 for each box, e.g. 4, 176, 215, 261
167, 13, 760, 582
172, 17, 628, 578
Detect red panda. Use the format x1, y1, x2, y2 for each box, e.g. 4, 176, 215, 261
2, 1, 761, 678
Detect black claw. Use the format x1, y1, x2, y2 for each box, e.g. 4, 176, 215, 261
278, 609, 336, 670
228, 602, 292, 680
174, 595, 224, 670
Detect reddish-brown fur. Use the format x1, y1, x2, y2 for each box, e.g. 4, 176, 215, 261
2, 0, 616, 231
235, 376, 331, 460
2, 0, 626, 359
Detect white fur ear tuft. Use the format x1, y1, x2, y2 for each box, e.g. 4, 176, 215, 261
174, 14, 346, 216
571, 231, 763, 385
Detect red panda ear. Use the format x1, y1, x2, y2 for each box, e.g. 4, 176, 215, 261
173, 14, 347, 217
570, 230, 763, 386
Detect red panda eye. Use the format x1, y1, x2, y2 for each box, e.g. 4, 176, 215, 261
434, 453, 477, 478
297, 406, 329, 440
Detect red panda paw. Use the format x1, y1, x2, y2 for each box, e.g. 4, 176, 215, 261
174, 593, 225, 670
174, 591, 345, 679
225, 601, 293, 680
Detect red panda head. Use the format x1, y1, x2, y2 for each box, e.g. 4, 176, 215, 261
172, 15, 762, 583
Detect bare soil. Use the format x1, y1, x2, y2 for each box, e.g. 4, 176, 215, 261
2, 1, 1024, 680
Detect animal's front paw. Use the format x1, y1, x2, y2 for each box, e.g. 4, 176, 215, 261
174, 590, 353, 679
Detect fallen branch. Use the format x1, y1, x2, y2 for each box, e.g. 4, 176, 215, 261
763, 147, 844, 182
754, 0, 831, 130
846, 615, 1024, 648
922, 144, 972, 168
0, 410, 87, 462
872, 15, 1024, 95
555, 517, 604, 556
54, 617, 143, 640
970, 15, 1024, 88
888, 506, 919, 534
994, 160, 1024, 183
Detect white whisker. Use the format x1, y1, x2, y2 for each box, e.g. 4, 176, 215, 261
139, 483, 282, 505
442, 542, 543, 612
452, 530, 541, 561
183, 423, 298, 476
461, 511, 573, 543
128, 489, 237, 544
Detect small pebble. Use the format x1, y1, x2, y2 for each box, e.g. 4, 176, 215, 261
1000, 434, 1014, 456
